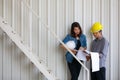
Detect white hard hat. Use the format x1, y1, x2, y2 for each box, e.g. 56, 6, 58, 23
66, 41, 76, 49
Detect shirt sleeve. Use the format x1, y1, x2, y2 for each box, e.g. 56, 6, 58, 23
99, 40, 109, 58
62, 34, 70, 44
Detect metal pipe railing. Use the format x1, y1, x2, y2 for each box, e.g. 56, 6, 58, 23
21, 1, 90, 80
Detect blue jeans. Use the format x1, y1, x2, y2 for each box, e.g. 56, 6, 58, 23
68, 59, 82, 80
91, 67, 106, 80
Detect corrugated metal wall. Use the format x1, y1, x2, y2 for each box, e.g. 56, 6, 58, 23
0, 0, 120, 80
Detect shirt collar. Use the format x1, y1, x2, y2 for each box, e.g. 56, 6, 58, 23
95, 36, 103, 41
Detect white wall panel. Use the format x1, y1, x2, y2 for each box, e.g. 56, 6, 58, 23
0, 30, 3, 80
0, 0, 120, 80
2, 33, 12, 80
101, 0, 110, 80
110, 0, 119, 80
0, 0, 3, 17
92, 0, 101, 22
11, 43, 21, 80
13, 0, 21, 34
74, 0, 83, 25
118, 0, 120, 79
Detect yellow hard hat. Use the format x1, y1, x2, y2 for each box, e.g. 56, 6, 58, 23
91, 22, 103, 33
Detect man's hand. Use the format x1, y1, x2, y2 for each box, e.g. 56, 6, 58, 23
86, 55, 91, 61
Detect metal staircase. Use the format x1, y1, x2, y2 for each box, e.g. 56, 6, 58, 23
0, 16, 59, 80
0, 0, 90, 80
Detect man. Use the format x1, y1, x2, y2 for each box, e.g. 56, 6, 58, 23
90, 22, 109, 80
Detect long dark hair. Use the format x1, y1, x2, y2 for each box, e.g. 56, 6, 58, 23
70, 22, 83, 37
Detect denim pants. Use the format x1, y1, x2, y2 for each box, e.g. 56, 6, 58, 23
91, 67, 106, 80
68, 59, 82, 80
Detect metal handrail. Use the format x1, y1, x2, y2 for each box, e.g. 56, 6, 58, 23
21, 1, 90, 80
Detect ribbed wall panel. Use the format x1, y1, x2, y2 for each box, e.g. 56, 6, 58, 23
118, 0, 120, 79
0, 0, 120, 80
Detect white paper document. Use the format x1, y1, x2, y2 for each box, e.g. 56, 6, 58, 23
84, 50, 90, 54
76, 50, 87, 61
90, 52, 100, 72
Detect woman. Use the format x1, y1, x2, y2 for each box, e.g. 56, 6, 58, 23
60, 22, 87, 80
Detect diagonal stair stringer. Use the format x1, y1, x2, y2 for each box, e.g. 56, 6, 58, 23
0, 16, 59, 80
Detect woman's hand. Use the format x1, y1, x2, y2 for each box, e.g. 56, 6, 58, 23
79, 47, 86, 51
70, 49, 77, 54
